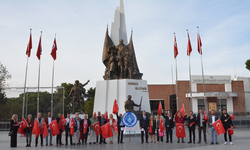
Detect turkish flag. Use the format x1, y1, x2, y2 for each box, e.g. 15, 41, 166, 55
203, 111, 209, 124
32, 119, 40, 138
187, 31, 192, 56
92, 122, 101, 136
43, 122, 49, 138
83, 120, 88, 134
148, 123, 153, 134
159, 118, 165, 133
26, 31, 32, 57
230, 114, 234, 120
111, 120, 118, 135
18, 117, 28, 137
36, 34, 42, 60
227, 127, 236, 136
113, 99, 119, 114
104, 111, 108, 120
213, 119, 225, 135
59, 115, 66, 131
197, 31, 202, 55
50, 37, 57, 60
94, 112, 97, 119
175, 110, 180, 118
174, 34, 178, 58
101, 123, 113, 139
70, 118, 75, 135
158, 101, 162, 115
190, 122, 195, 127
49, 120, 60, 136
181, 104, 185, 118
176, 123, 186, 138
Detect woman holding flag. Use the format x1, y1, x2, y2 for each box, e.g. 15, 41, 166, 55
26, 114, 34, 147
156, 114, 163, 143
221, 109, 234, 145
149, 115, 156, 143
10, 114, 19, 147
107, 114, 115, 144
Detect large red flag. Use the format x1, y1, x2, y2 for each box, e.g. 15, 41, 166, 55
104, 111, 108, 120
49, 120, 60, 136
70, 118, 75, 135
92, 122, 101, 136
36, 33, 42, 60
26, 30, 32, 57
159, 118, 165, 133
111, 120, 118, 135
181, 104, 185, 118
101, 123, 113, 139
32, 119, 40, 138
174, 34, 178, 58
112, 99, 119, 114
18, 117, 28, 137
197, 30, 202, 55
176, 123, 186, 138
58, 115, 66, 131
187, 31, 192, 56
43, 122, 49, 138
148, 123, 153, 134
50, 37, 57, 60
203, 111, 209, 124
213, 119, 225, 135
230, 114, 234, 120
82, 120, 88, 134
158, 101, 162, 115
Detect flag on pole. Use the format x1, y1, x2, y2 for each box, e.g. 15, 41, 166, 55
213, 119, 225, 135
174, 34, 178, 58
158, 101, 162, 115
18, 117, 28, 137
101, 123, 113, 139
203, 111, 208, 124
175, 110, 180, 118
159, 118, 165, 133
43, 122, 49, 138
187, 31, 192, 56
49, 120, 60, 136
104, 111, 108, 119
111, 120, 118, 134
112, 99, 119, 114
176, 123, 186, 138
58, 115, 66, 131
50, 36, 57, 60
36, 34, 42, 60
91, 122, 101, 136
32, 119, 40, 138
181, 104, 185, 118
197, 30, 202, 55
70, 118, 75, 135
26, 30, 32, 57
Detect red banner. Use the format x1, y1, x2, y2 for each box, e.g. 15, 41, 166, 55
18, 117, 28, 137
213, 119, 225, 136
113, 99, 119, 114
158, 102, 162, 115
159, 118, 165, 133
92, 122, 101, 136
43, 122, 49, 138
70, 118, 75, 135
101, 123, 113, 139
59, 115, 66, 131
176, 123, 186, 138
49, 120, 60, 136
111, 120, 118, 134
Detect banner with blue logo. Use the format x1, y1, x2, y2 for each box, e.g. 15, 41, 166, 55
122, 112, 137, 127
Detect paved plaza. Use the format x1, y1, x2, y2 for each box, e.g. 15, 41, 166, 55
1, 129, 250, 150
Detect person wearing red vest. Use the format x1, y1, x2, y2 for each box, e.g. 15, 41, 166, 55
174, 111, 185, 143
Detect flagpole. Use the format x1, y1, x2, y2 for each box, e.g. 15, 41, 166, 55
197, 27, 208, 113
174, 33, 179, 110
51, 59, 55, 117
22, 28, 32, 119
187, 29, 192, 111
37, 31, 42, 115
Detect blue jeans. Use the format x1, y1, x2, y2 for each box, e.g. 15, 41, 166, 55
210, 126, 218, 143
26, 132, 32, 144
46, 130, 53, 144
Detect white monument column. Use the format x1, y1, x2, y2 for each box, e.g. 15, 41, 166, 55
225, 83, 234, 112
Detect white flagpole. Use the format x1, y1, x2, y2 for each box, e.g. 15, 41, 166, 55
22, 28, 31, 119
174, 33, 179, 110
51, 59, 55, 117
197, 27, 208, 112
187, 29, 192, 108
37, 31, 42, 115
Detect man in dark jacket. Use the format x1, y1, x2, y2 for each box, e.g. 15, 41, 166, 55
162, 110, 174, 143
186, 111, 196, 144
56, 113, 64, 146
196, 109, 207, 144
99, 114, 107, 144
208, 110, 219, 145
221, 109, 233, 145
97, 111, 101, 143
139, 111, 149, 143
117, 112, 125, 144
65, 113, 72, 145
80, 114, 91, 144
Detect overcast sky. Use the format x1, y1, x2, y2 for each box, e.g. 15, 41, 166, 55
1, 0, 250, 97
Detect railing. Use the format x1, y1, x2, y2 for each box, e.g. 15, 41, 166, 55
0, 122, 10, 131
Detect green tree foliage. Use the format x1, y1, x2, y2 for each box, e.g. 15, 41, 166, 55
0, 62, 11, 104
84, 87, 96, 118
245, 59, 250, 71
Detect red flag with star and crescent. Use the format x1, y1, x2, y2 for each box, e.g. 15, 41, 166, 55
159, 118, 165, 133
176, 123, 186, 138
113, 99, 119, 115
49, 120, 60, 136
32, 119, 40, 138
50, 37, 57, 60
213, 119, 225, 135
43, 122, 49, 138
101, 123, 113, 139
70, 118, 76, 135
59, 115, 66, 131
111, 120, 118, 134
18, 117, 28, 137
91, 122, 101, 136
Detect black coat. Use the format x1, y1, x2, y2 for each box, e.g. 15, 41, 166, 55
208, 115, 219, 128
162, 112, 174, 128
196, 113, 207, 128
80, 119, 91, 133
116, 113, 124, 131
220, 114, 233, 128
139, 115, 149, 128
186, 116, 196, 129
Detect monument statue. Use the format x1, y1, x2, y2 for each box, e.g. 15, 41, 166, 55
102, 28, 143, 80
124, 95, 141, 112
67, 80, 90, 113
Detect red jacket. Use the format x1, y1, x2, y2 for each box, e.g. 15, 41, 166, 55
175, 116, 185, 124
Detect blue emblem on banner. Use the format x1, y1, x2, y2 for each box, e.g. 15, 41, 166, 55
122, 112, 137, 127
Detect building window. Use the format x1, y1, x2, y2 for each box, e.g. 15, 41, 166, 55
198, 99, 205, 111
217, 99, 227, 112
150, 100, 165, 115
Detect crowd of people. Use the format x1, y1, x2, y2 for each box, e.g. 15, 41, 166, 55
9, 109, 234, 148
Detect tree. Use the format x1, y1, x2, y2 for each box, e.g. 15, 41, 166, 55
84, 88, 96, 118
0, 62, 11, 104
245, 59, 250, 71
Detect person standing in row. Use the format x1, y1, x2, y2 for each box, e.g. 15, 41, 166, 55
45, 112, 54, 146
156, 114, 162, 143
56, 113, 63, 146
187, 111, 196, 144
73, 113, 81, 145
107, 114, 115, 144
174, 112, 185, 143
97, 111, 101, 144
221, 109, 233, 145
81, 114, 91, 145
162, 110, 174, 143
208, 110, 219, 145
149, 115, 156, 143
140, 111, 149, 144
117, 113, 124, 144
65, 113, 72, 145
89, 113, 98, 144
196, 109, 207, 144
10, 114, 19, 148
99, 114, 107, 144
35, 113, 44, 147
26, 114, 34, 147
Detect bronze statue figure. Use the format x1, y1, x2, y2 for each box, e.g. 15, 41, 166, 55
67, 80, 90, 113
124, 95, 141, 112
102, 27, 143, 80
